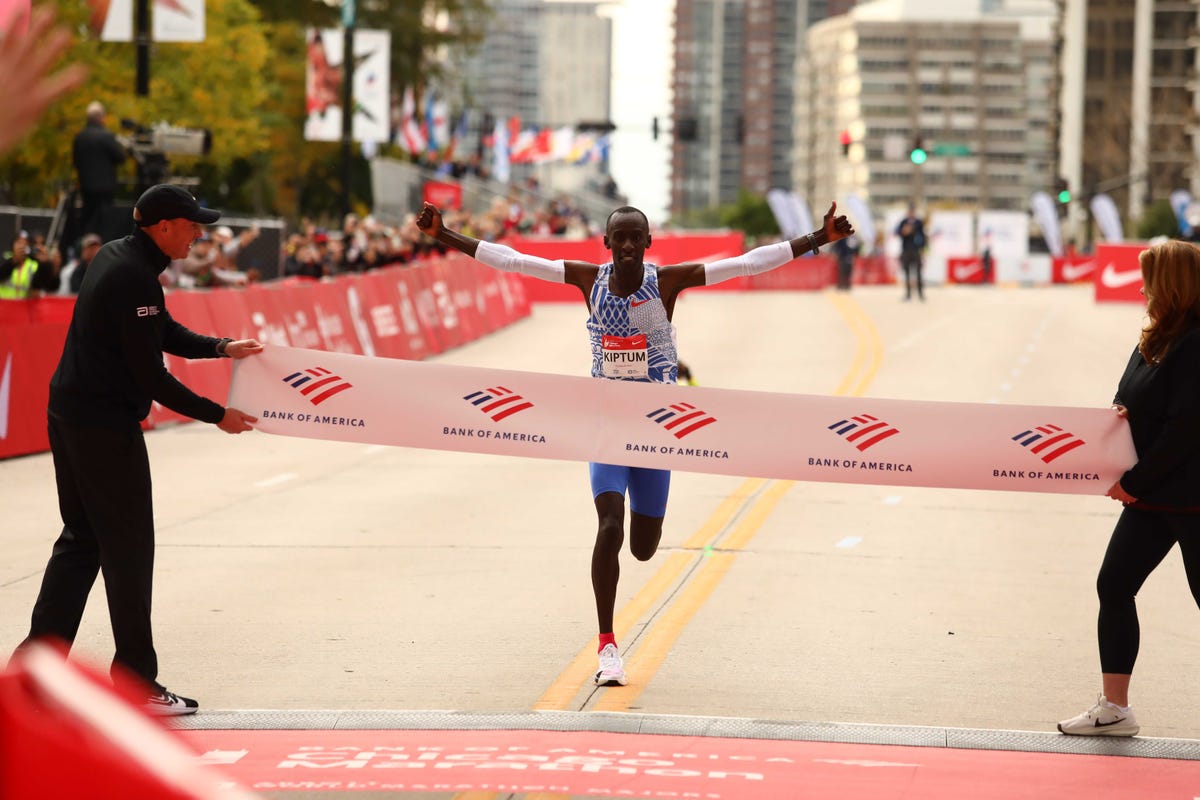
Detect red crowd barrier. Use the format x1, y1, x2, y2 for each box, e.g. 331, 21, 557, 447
1, 643, 252, 799
3, 236, 901, 460
0, 261, 531, 460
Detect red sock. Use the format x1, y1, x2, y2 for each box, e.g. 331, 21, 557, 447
598, 632, 617, 652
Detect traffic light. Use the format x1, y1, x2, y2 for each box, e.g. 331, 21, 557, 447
840, 129, 852, 156
909, 137, 927, 165
1055, 177, 1071, 204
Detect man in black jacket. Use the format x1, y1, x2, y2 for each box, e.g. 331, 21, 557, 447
12, 184, 263, 716
72, 101, 127, 241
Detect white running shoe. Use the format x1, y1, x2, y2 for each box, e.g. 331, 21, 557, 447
1057, 695, 1139, 737
593, 643, 627, 686
144, 686, 199, 716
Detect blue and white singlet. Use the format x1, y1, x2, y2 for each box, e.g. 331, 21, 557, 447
587, 262, 678, 384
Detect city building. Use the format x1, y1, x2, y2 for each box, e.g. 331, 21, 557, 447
451, 0, 613, 191
455, 0, 611, 129
669, 0, 830, 216
1056, 0, 1200, 237
793, 0, 1056, 216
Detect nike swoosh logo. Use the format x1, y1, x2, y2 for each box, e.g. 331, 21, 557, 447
1061, 261, 1095, 281
630, 299, 652, 307
954, 265, 982, 281
0, 353, 10, 440
1095, 717, 1127, 727
1101, 262, 1143, 289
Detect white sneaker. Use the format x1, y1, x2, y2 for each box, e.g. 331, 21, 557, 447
1057, 695, 1139, 737
144, 686, 199, 716
593, 643, 627, 686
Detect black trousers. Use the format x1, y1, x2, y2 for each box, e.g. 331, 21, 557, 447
78, 191, 114, 241
900, 252, 924, 298
18, 414, 158, 685
1096, 506, 1200, 674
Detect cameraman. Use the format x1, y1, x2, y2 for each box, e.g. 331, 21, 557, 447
72, 101, 127, 240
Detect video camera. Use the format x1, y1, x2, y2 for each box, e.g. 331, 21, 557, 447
119, 119, 212, 157
119, 120, 211, 192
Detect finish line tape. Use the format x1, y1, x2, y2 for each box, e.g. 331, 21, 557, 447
229, 345, 1135, 495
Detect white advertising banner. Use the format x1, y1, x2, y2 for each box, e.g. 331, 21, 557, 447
925, 210, 974, 285
978, 210, 1031, 283
100, 0, 132, 41
229, 346, 1136, 496
154, 0, 204, 43
100, 0, 205, 42
304, 28, 391, 144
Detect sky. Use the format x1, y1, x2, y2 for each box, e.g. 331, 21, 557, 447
568, 0, 674, 224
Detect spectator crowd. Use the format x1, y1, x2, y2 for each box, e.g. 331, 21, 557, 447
1, 194, 596, 299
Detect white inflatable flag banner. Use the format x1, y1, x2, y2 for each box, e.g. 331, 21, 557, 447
229, 346, 1136, 496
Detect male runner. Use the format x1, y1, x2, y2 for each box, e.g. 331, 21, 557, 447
417, 200, 854, 685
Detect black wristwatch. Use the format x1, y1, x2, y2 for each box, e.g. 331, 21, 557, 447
806, 233, 820, 255
216, 337, 233, 357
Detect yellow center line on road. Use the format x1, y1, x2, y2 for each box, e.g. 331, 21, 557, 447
830, 290, 884, 397
463, 292, 880, 800
532, 477, 769, 711
591, 291, 882, 715
591, 477, 795, 712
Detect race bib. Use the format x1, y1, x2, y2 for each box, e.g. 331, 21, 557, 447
602, 334, 649, 379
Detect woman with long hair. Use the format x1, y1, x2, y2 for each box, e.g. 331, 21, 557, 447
1058, 240, 1200, 737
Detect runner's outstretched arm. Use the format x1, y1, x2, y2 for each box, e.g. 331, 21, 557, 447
416, 201, 573, 283
701, 201, 855, 285
656, 202, 856, 299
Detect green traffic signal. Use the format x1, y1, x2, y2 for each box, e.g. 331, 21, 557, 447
910, 147, 927, 165
1057, 189, 1071, 203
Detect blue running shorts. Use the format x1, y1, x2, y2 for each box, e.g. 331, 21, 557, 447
589, 462, 671, 518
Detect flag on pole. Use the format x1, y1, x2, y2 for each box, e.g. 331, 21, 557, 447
492, 116, 510, 183
397, 87, 426, 154
443, 111, 469, 162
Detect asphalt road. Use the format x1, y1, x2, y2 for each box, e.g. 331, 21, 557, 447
8, 283, 1197, 746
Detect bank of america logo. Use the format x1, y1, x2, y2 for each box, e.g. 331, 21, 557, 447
646, 402, 717, 439
1012, 424, 1085, 463
828, 413, 900, 451
463, 386, 533, 421
282, 367, 353, 406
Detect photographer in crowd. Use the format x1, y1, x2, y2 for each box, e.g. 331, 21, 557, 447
72, 101, 127, 241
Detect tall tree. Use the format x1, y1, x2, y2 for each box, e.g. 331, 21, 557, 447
1, 0, 272, 208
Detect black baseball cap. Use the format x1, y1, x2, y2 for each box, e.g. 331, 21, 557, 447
134, 184, 221, 227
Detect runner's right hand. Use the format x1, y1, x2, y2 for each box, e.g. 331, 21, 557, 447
416, 202, 442, 238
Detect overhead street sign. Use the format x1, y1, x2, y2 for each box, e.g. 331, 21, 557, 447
932, 143, 972, 156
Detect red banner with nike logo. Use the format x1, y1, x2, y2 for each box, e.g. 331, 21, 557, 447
1093, 243, 1147, 303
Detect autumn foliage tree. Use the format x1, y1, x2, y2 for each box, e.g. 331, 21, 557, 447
1, 0, 488, 222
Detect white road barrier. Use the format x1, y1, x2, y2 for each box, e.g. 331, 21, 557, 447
229, 345, 1136, 495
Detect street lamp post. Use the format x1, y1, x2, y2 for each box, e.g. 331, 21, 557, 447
135, 0, 150, 95
341, 0, 356, 220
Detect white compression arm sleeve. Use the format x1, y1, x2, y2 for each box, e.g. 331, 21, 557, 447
475, 240, 566, 283
703, 240, 795, 285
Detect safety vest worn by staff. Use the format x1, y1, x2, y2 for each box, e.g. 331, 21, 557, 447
0, 257, 40, 299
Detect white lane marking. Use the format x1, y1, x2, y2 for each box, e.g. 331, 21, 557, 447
814, 758, 922, 768
836, 536, 862, 548
254, 473, 297, 488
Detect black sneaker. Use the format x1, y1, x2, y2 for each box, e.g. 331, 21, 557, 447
144, 686, 199, 716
